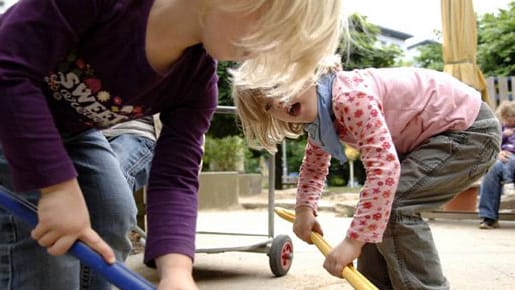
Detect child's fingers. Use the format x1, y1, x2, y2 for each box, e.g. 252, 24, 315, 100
47, 235, 76, 256
292, 225, 313, 244
31, 224, 49, 240
81, 228, 116, 264
323, 257, 344, 278
37, 231, 60, 248
313, 222, 324, 237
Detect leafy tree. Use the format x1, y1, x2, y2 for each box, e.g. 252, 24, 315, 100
338, 14, 403, 69
413, 1, 514, 76
202, 135, 261, 173
208, 61, 241, 138
285, 135, 307, 174
203, 135, 244, 171
216, 61, 237, 105
413, 42, 444, 71
477, 1, 515, 76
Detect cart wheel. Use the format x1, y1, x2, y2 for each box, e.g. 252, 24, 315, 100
269, 235, 293, 277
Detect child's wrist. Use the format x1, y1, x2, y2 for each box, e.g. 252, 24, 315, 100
40, 178, 77, 195
295, 205, 316, 216
156, 253, 193, 277
344, 236, 366, 248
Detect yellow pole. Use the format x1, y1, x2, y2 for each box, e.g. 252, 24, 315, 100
274, 207, 378, 290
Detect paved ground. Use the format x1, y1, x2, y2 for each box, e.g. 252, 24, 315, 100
126, 192, 515, 290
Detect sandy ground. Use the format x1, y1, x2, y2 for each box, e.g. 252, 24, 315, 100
126, 206, 515, 290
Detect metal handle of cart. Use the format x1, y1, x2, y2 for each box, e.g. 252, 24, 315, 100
0, 185, 156, 290
132, 105, 294, 277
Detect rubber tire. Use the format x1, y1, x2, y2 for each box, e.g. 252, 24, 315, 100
268, 235, 293, 277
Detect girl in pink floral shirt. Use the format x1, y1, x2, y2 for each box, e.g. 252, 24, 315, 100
235, 58, 501, 289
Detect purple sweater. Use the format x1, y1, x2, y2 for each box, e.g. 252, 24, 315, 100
0, 0, 218, 265
501, 126, 515, 154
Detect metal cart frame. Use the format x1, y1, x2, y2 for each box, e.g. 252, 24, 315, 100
137, 106, 294, 277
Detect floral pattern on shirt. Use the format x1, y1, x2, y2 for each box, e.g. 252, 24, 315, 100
297, 71, 400, 243
44, 51, 145, 128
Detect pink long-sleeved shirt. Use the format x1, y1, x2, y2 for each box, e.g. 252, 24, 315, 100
296, 68, 482, 243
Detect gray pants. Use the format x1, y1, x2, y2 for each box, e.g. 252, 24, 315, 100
358, 102, 501, 290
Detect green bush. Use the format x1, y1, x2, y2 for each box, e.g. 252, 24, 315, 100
203, 135, 244, 171
203, 135, 262, 173
327, 175, 346, 186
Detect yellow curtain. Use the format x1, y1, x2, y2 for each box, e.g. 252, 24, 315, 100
441, 0, 489, 102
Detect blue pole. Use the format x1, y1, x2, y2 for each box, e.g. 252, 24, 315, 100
0, 186, 156, 290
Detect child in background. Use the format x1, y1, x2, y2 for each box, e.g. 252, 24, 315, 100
234, 56, 501, 289
497, 101, 515, 196
478, 100, 515, 229
0, 1, 345, 289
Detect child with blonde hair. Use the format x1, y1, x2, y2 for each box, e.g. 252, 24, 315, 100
0, 0, 344, 289
478, 100, 515, 229
234, 55, 501, 289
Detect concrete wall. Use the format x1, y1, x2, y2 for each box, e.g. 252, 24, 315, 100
198, 172, 262, 209
198, 172, 239, 209
237, 173, 262, 197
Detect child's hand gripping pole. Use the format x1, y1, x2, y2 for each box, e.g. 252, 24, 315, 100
274, 207, 378, 290
0, 186, 156, 290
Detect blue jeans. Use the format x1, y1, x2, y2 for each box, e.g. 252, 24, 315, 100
478, 155, 515, 220
107, 134, 155, 193
502, 155, 515, 183
0, 130, 137, 290
358, 103, 501, 290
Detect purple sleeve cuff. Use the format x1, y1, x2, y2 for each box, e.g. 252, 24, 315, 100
13, 161, 77, 193
143, 189, 198, 267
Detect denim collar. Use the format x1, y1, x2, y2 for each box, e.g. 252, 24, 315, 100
304, 73, 346, 163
